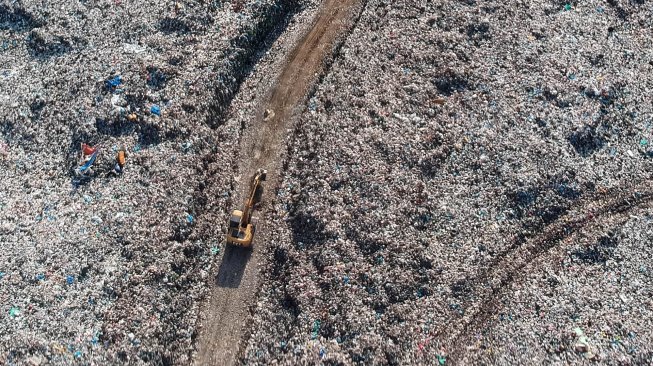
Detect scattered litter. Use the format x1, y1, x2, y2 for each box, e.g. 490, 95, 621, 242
76, 150, 99, 176
147, 67, 167, 90
0, 0, 651, 365
123, 43, 146, 54
151, 105, 161, 116
66, 275, 75, 285
9, 307, 20, 318
76, 143, 99, 176
432, 97, 446, 105
575, 342, 588, 353
81, 143, 97, 156
105, 75, 122, 91
264, 109, 275, 122
0, 142, 8, 157
311, 320, 321, 340
243, 1, 653, 364
113, 148, 127, 175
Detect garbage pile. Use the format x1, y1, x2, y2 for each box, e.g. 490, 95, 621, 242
0, 0, 301, 363
244, 0, 653, 364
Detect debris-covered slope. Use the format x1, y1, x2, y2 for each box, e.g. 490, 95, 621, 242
0, 0, 299, 364
245, 0, 653, 364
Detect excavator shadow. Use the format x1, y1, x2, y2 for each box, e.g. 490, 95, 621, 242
215, 244, 252, 288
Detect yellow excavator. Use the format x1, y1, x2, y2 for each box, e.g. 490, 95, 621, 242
226, 169, 267, 247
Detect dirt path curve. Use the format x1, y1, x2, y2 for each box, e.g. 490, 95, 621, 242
432, 183, 653, 364
194, 1, 359, 365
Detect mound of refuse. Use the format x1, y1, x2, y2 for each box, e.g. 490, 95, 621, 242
244, 0, 653, 364
0, 0, 299, 363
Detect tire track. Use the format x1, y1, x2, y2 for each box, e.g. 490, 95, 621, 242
242, 0, 357, 182
193, 1, 360, 365
434, 183, 653, 364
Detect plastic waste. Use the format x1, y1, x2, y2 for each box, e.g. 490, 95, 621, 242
105, 75, 122, 90
77, 150, 99, 175
113, 148, 127, 175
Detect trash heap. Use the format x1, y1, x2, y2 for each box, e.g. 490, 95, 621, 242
0, 0, 301, 364
245, 0, 653, 364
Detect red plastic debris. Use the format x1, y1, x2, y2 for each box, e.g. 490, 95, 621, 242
81, 143, 97, 156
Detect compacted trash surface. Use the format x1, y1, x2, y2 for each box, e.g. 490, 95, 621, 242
1, 0, 653, 365
243, 0, 653, 365
0, 0, 300, 363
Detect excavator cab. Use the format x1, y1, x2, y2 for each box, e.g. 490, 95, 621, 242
227, 210, 253, 246
226, 169, 266, 247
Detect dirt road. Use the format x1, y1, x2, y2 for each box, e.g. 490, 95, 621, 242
194, 0, 360, 364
